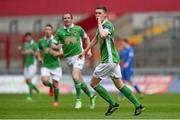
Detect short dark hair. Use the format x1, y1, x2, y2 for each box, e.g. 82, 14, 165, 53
62, 13, 73, 20
25, 32, 31, 37
45, 24, 53, 29
96, 5, 108, 13
123, 38, 129, 43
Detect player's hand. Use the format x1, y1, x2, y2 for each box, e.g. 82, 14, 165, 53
52, 44, 63, 50
86, 50, 92, 58
17, 46, 22, 51
78, 51, 85, 59
120, 61, 124, 66
52, 51, 60, 57
38, 57, 43, 65
97, 17, 102, 25
29, 49, 35, 54
25, 49, 33, 54
123, 62, 129, 68
45, 48, 51, 53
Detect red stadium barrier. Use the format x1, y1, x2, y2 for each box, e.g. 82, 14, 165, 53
1, 0, 180, 16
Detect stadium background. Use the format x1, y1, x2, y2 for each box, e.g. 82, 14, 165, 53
0, 0, 180, 119
1, 0, 180, 93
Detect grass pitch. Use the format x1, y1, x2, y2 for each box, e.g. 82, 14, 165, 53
0, 93, 180, 119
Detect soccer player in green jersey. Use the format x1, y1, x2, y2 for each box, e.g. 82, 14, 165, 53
21, 32, 39, 100
54, 13, 96, 109
38, 24, 62, 107
79, 6, 144, 116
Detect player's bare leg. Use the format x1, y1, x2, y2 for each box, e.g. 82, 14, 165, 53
41, 76, 53, 97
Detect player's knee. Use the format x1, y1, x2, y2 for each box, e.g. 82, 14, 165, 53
90, 82, 97, 88
41, 77, 49, 85
25, 79, 30, 84
90, 82, 94, 88
113, 77, 124, 89
52, 81, 58, 88
72, 75, 79, 81
42, 81, 48, 86
90, 77, 101, 88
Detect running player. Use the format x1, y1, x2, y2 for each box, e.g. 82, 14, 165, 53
21, 32, 39, 100
54, 13, 96, 109
79, 6, 144, 116
118, 39, 143, 100
38, 24, 62, 107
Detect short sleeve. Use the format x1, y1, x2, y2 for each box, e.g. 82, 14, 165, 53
79, 27, 87, 38
34, 43, 39, 52
103, 24, 112, 34
55, 30, 62, 44
52, 38, 59, 44
38, 40, 42, 50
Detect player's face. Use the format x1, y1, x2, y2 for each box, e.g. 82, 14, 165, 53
63, 14, 73, 27
120, 41, 126, 49
44, 26, 53, 37
95, 9, 107, 22
25, 35, 32, 42
118, 42, 124, 51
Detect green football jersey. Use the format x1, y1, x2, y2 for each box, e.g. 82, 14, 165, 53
38, 35, 61, 68
55, 24, 86, 58
96, 19, 120, 63
22, 40, 38, 67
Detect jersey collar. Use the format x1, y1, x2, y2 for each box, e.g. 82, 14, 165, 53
102, 18, 108, 25
30, 40, 34, 44
44, 35, 54, 40
27, 40, 34, 45
63, 24, 74, 29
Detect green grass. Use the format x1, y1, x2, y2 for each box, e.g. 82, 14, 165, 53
0, 93, 180, 119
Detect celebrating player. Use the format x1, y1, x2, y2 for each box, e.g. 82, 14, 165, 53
79, 6, 144, 116
38, 24, 62, 107
54, 13, 96, 109
20, 32, 39, 100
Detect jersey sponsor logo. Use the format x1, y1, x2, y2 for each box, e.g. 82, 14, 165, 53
73, 31, 78, 36
64, 37, 77, 44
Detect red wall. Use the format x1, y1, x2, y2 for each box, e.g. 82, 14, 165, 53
1, 0, 180, 16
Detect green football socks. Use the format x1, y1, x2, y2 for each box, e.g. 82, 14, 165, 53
27, 82, 33, 97
94, 84, 116, 106
81, 82, 93, 98
74, 80, 81, 100
54, 88, 59, 102
120, 85, 141, 107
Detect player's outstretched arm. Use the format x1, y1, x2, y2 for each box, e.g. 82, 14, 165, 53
83, 35, 92, 58
50, 50, 62, 57
78, 35, 98, 59
50, 42, 63, 57
37, 52, 42, 64
51, 43, 63, 50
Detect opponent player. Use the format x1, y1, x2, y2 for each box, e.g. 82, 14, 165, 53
118, 39, 143, 100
